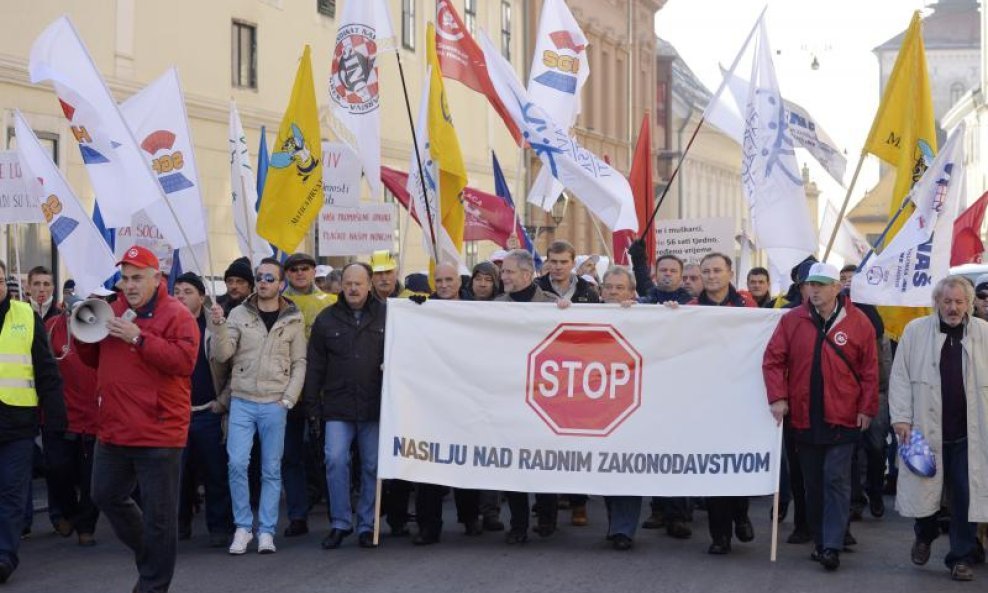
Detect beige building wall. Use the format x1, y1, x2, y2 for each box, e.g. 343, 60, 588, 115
0, 0, 528, 281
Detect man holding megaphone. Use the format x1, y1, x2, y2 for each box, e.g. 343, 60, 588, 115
75, 245, 199, 593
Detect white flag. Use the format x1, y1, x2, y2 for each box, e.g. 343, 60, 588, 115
119, 68, 207, 249
820, 201, 870, 264
738, 18, 816, 274
28, 16, 163, 229
851, 125, 965, 307
13, 111, 116, 299
480, 32, 636, 232
0, 151, 44, 224
406, 67, 461, 267
229, 102, 271, 266
328, 0, 395, 199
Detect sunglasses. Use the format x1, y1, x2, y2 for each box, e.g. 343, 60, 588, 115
978, 293, 988, 300
254, 273, 278, 284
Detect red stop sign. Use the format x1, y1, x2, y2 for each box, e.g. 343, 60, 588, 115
526, 323, 642, 436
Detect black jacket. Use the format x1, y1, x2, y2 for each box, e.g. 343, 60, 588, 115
537, 275, 600, 303
304, 296, 387, 422
0, 296, 66, 442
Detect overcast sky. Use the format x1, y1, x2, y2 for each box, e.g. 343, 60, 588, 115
655, 0, 930, 214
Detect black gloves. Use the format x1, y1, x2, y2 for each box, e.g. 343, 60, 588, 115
627, 238, 646, 260
409, 294, 428, 305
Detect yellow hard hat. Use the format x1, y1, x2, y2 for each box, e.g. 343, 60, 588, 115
369, 250, 397, 272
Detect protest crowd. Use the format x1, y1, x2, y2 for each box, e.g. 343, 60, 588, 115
1, 1, 987, 592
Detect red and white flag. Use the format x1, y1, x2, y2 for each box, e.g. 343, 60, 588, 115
951, 191, 988, 265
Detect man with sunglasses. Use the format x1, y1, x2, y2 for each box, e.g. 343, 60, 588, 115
280, 253, 336, 538
210, 258, 306, 555
973, 275, 988, 321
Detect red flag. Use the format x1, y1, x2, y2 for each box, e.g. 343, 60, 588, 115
951, 191, 988, 265
382, 166, 521, 247
435, 0, 521, 144
613, 114, 654, 267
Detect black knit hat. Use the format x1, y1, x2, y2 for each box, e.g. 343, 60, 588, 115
224, 257, 254, 288
174, 272, 206, 295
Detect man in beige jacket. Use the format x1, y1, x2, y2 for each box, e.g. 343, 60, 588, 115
209, 257, 306, 556
890, 275, 988, 582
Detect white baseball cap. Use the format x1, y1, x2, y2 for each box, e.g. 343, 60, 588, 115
490, 249, 509, 263
315, 265, 333, 278
805, 262, 840, 285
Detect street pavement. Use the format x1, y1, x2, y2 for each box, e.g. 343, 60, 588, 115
5, 494, 980, 592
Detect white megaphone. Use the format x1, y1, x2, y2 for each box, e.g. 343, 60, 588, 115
70, 298, 115, 343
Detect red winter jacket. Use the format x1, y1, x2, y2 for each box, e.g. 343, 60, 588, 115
45, 314, 99, 435
762, 298, 879, 430
76, 282, 199, 447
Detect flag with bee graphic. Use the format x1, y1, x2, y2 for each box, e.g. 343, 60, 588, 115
257, 45, 323, 253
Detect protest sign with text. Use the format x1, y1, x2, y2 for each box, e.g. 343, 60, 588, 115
318, 203, 395, 257
655, 217, 734, 263
378, 300, 784, 496
322, 141, 361, 208
0, 151, 43, 224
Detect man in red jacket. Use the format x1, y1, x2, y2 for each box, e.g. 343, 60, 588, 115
763, 262, 878, 572
77, 246, 199, 593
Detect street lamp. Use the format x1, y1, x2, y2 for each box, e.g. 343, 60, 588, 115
551, 193, 569, 226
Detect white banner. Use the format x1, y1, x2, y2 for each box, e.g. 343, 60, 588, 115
0, 151, 43, 224
321, 141, 362, 208
379, 300, 784, 496
318, 203, 395, 257
113, 210, 176, 274
852, 124, 965, 307
655, 217, 735, 264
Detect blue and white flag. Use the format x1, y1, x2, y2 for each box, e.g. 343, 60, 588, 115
13, 111, 116, 298
480, 32, 636, 233
851, 124, 965, 307
736, 16, 816, 275
29, 16, 163, 228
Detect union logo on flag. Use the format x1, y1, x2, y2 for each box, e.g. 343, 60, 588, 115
330, 25, 380, 114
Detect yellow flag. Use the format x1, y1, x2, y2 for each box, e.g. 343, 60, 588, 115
427, 22, 468, 252
257, 45, 322, 254
862, 12, 937, 339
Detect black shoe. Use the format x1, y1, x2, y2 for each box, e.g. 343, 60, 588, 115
505, 529, 528, 544
533, 522, 556, 538
320, 528, 352, 550
811, 547, 822, 562
820, 548, 840, 571
0, 562, 11, 584
869, 496, 885, 518
735, 517, 754, 542
849, 508, 863, 522
482, 515, 504, 532
358, 532, 378, 548
612, 534, 633, 551
413, 530, 440, 545
208, 533, 229, 548
911, 539, 931, 565
389, 523, 410, 537
283, 519, 309, 537
178, 522, 191, 541
787, 529, 813, 544
666, 520, 692, 539
844, 531, 857, 547
464, 519, 483, 536
641, 511, 665, 529
708, 538, 732, 555
951, 563, 975, 581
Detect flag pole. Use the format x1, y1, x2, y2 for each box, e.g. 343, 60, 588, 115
854, 195, 913, 272
822, 151, 866, 261
641, 6, 766, 239
394, 49, 440, 265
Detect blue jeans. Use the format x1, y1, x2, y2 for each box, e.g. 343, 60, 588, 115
915, 438, 978, 567
180, 412, 232, 535
0, 438, 34, 571
227, 398, 287, 535
798, 442, 854, 551
605, 496, 642, 538
324, 421, 378, 534
281, 412, 308, 522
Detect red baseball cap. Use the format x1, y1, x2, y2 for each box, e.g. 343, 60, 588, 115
116, 245, 159, 270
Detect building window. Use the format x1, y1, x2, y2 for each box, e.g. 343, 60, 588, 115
317, 0, 335, 18
402, 0, 416, 51
950, 82, 966, 106
500, 1, 512, 61
464, 0, 477, 34
231, 21, 257, 89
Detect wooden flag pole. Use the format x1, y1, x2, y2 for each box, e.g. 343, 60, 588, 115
821, 151, 867, 261
770, 423, 783, 562
394, 49, 440, 266
854, 194, 914, 272
372, 477, 383, 546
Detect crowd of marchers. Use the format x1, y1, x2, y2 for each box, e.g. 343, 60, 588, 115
0, 237, 985, 592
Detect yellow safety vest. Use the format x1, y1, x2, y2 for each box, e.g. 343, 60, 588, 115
0, 300, 38, 407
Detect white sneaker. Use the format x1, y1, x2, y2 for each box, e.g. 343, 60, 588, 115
257, 532, 276, 554
228, 528, 253, 555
